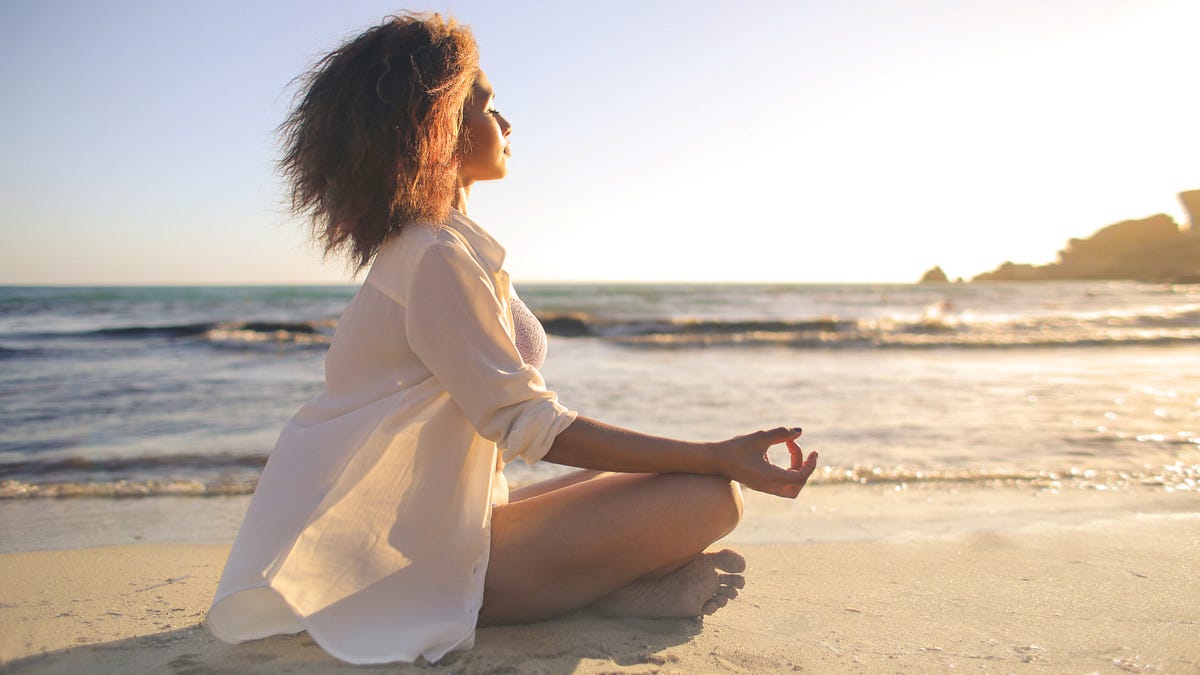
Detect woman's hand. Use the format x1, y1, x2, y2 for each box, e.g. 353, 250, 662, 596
544, 417, 816, 495
710, 427, 818, 498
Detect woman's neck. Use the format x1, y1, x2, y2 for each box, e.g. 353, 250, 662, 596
451, 183, 471, 215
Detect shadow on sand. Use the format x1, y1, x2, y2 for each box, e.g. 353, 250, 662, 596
5, 612, 702, 674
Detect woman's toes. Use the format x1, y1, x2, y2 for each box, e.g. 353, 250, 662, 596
702, 595, 729, 615
719, 573, 745, 589
710, 548, 746, 573
592, 549, 749, 619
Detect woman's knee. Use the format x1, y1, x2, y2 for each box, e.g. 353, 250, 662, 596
668, 473, 743, 538
713, 477, 744, 535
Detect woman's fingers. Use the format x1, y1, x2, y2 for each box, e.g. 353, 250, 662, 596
794, 449, 818, 479
748, 449, 818, 497
786, 439, 804, 470
756, 426, 803, 447
728, 425, 815, 497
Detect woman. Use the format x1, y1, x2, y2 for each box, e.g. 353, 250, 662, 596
207, 13, 817, 665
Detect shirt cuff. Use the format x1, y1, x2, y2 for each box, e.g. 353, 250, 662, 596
499, 400, 578, 466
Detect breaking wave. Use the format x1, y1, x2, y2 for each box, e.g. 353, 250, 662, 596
9, 301, 1200, 352
3, 462, 1196, 499
15, 320, 337, 351
535, 304, 1200, 349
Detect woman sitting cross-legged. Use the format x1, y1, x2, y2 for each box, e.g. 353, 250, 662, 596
206, 12, 818, 666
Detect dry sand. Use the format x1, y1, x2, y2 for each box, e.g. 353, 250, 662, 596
2, 509, 1197, 674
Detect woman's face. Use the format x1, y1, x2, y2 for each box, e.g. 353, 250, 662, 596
458, 71, 512, 186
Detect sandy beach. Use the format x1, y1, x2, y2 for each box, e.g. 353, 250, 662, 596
2, 485, 1197, 674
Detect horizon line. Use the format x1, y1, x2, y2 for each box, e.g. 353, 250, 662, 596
0, 278, 1149, 288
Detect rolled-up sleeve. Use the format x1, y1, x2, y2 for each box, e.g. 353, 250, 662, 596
405, 238, 576, 464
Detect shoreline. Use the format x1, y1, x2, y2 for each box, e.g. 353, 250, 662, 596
2, 515, 1197, 673
2, 480, 1197, 554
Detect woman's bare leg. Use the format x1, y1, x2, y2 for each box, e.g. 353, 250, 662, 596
479, 472, 745, 625
507, 469, 612, 502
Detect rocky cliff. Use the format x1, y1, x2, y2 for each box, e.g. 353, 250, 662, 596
963, 190, 1200, 283
919, 265, 949, 283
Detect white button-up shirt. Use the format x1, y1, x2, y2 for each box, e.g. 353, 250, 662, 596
207, 209, 577, 664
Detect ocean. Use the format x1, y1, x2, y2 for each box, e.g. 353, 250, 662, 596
1, 281, 1198, 551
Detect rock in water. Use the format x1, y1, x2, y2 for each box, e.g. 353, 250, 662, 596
919, 266, 949, 283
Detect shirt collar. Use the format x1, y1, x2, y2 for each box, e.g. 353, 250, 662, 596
446, 208, 507, 273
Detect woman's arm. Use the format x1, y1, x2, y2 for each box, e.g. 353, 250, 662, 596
542, 416, 818, 499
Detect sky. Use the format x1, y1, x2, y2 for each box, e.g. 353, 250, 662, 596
0, 0, 1196, 285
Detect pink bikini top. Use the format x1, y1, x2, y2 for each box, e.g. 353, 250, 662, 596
510, 295, 547, 369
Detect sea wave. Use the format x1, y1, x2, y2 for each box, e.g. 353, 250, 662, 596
812, 463, 1199, 491
15, 320, 337, 350
0, 452, 269, 478
0, 345, 42, 360
204, 321, 334, 349
0, 478, 257, 499
9, 302, 1200, 352
536, 305, 1200, 349
3, 462, 1195, 499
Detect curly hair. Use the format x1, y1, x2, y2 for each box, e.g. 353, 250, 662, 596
280, 13, 479, 271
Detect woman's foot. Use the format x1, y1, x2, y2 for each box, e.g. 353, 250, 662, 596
592, 549, 747, 618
